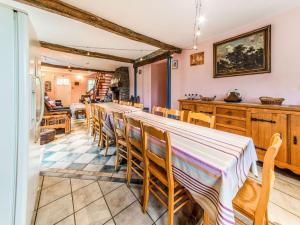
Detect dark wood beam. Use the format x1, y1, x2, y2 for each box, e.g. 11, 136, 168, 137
134, 50, 171, 67
40, 41, 134, 63
16, 0, 182, 53
41, 62, 114, 74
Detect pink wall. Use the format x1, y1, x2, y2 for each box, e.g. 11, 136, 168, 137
43, 71, 96, 104
151, 61, 168, 107
171, 7, 300, 108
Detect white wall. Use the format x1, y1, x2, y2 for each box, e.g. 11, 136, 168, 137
171, 7, 300, 108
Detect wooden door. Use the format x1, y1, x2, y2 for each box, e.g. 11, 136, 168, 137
250, 110, 287, 163
291, 115, 300, 167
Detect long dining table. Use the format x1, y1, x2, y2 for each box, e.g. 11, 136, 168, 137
96, 102, 258, 225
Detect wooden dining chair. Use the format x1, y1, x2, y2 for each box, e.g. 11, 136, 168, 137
113, 99, 118, 103
233, 133, 282, 225
187, 111, 215, 128
165, 108, 184, 121
141, 123, 190, 225
125, 101, 132, 106
85, 99, 91, 132
152, 106, 167, 117
203, 133, 282, 225
112, 111, 128, 171
124, 116, 144, 186
98, 106, 110, 156
133, 103, 144, 110
90, 104, 99, 138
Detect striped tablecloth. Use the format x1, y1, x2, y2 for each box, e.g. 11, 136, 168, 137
95, 103, 142, 137
97, 103, 258, 225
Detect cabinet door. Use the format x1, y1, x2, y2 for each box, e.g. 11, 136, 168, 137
291, 115, 300, 167
250, 111, 287, 163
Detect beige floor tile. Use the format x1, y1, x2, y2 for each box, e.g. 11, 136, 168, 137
73, 182, 103, 211
84, 164, 104, 172
98, 180, 123, 195
114, 201, 153, 225
146, 195, 167, 222
155, 210, 188, 225
55, 215, 75, 225
268, 202, 300, 225
75, 198, 112, 225
71, 178, 94, 191
39, 179, 71, 207
35, 195, 73, 225
105, 184, 136, 216
270, 188, 300, 217
42, 176, 66, 189
104, 219, 115, 225
129, 184, 143, 201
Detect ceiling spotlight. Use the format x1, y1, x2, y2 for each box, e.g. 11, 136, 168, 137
87, 52, 90, 56
193, 45, 197, 50
68, 65, 71, 69
196, 30, 201, 36
197, 16, 206, 24
140, 57, 143, 61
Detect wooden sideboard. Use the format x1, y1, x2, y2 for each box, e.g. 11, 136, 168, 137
178, 99, 300, 175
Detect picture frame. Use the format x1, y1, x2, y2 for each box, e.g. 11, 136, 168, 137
171, 59, 178, 69
45, 81, 51, 92
213, 25, 271, 78
190, 52, 204, 66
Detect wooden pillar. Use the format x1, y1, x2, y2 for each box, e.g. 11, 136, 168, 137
134, 66, 137, 102
167, 55, 172, 108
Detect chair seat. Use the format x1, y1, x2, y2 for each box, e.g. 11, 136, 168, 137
233, 178, 261, 219
149, 162, 180, 189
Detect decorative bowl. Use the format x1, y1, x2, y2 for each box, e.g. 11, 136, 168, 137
259, 96, 285, 105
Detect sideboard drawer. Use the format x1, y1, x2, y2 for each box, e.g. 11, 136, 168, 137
216, 107, 247, 118
216, 116, 246, 129
196, 104, 214, 114
216, 125, 246, 136
181, 103, 195, 111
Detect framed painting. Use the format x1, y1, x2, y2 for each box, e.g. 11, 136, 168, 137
213, 25, 271, 78
190, 52, 204, 66
172, 59, 178, 69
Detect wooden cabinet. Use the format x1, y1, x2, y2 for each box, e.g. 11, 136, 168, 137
291, 115, 300, 167
249, 110, 287, 163
178, 99, 300, 175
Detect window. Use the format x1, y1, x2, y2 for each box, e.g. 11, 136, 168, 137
56, 78, 70, 86
87, 79, 95, 91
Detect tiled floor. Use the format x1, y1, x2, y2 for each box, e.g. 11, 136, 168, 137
37, 119, 300, 225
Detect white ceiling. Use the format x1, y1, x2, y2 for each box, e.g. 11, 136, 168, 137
1, 0, 300, 71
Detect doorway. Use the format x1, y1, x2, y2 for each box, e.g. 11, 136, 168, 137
55, 77, 71, 106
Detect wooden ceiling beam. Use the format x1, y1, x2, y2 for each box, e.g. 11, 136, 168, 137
133, 49, 171, 67
41, 62, 114, 74
16, 0, 182, 53
40, 41, 134, 63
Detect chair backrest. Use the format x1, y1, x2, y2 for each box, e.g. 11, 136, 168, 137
113, 100, 118, 103
125, 116, 143, 151
187, 111, 215, 128
98, 106, 107, 126
112, 111, 126, 139
254, 133, 282, 225
133, 103, 144, 110
165, 108, 184, 121
152, 106, 167, 117
85, 98, 90, 117
141, 123, 173, 187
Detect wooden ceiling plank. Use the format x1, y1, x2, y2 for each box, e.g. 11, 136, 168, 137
40, 41, 134, 63
41, 62, 114, 74
16, 0, 182, 52
134, 49, 171, 67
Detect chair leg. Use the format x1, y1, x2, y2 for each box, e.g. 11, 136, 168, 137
265, 210, 269, 225
142, 171, 149, 213
115, 142, 119, 171
127, 153, 132, 187
167, 189, 174, 225
105, 133, 109, 156
203, 211, 210, 225
99, 131, 104, 148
